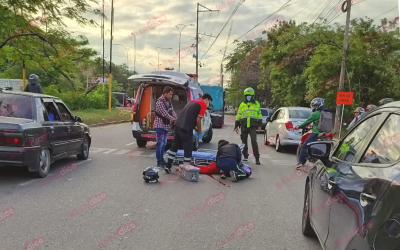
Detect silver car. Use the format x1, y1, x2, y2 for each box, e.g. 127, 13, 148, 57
264, 107, 312, 152
261, 108, 275, 130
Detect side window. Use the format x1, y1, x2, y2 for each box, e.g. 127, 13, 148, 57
333, 114, 381, 162
55, 102, 74, 122
361, 114, 400, 164
271, 110, 281, 121
43, 101, 62, 121
40, 102, 49, 121
277, 109, 285, 119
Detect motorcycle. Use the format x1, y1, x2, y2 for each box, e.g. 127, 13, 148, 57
296, 124, 334, 163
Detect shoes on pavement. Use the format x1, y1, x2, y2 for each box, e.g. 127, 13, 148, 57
295, 163, 304, 171
157, 163, 166, 169
165, 163, 172, 174
255, 156, 260, 165
242, 157, 249, 162
230, 170, 238, 182
220, 172, 226, 179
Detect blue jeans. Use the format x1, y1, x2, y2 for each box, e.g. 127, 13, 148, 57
156, 128, 168, 165
217, 157, 246, 180
299, 133, 319, 164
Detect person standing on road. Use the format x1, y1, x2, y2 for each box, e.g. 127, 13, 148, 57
234, 87, 262, 165
164, 94, 213, 173
154, 86, 177, 168
295, 97, 329, 170
24, 74, 43, 94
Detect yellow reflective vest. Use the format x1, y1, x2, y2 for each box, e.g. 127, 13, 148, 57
235, 101, 262, 128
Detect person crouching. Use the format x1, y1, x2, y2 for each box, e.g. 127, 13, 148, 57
216, 140, 246, 182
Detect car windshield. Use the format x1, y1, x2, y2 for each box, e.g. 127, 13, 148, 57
261, 109, 269, 116
0, 93, 33, 119
289, 109, 311, 119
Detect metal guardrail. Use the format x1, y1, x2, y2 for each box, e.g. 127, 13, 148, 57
0, 79, 24, 92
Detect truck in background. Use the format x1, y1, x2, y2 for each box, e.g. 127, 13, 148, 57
199, 85, 225, 128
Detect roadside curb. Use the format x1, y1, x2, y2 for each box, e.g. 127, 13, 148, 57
88, 120, 131, 128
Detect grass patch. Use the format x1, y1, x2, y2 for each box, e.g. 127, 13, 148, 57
72, 108, 131, 125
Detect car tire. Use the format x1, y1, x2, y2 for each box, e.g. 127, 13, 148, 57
137, 139, 147, 148
202, 125, 213, 143
264, 130, 270, 145
302, 182, 316, 237
193, 136, 199, 151
77, 135, 90, 160
31, 148, 51, 178
276, 135, 283, 152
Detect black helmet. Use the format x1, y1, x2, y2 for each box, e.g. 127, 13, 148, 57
310, 97, 324, 111
143, 167, 159, 183
378, 98, 394, 106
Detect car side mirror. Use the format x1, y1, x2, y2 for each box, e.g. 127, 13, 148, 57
75, 116, 83, 123
307, 142, 332, 159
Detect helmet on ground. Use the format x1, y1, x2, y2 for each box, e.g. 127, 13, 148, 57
310, 97, 324, 111
378, 98, 394, 106
143, 167, 159, 183
243, 87, 255, 96
353, 107, 365, 115
241, 164, 252, 177
366, 104, 377, 112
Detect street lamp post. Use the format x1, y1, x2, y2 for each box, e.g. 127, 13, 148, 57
176, 24, 194, 72
113, 44, 132, 91
156, 47, 172, 71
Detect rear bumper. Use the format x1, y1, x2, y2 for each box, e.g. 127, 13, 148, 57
280, 131, 302, 146
0, 146, 40, 167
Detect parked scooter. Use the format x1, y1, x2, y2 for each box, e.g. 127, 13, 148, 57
296, 124, 334, 162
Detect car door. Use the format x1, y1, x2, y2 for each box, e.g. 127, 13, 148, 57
325, 111, 400, 250
275, 108, 286, 139
308, 112, 385, 250
55, 101, 83, 153
41, 99, 68, 157
267, 109, 281, 137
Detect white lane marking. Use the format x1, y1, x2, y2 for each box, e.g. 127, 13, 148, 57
104, 149, 118, 154
18, 159, 92, 187
126, 142, 136, 146
90, 148, 108, 153
113, 150, 131, 155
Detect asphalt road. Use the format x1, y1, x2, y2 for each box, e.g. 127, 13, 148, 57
0, 115, 322, 250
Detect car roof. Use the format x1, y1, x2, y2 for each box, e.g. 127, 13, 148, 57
280, 107, 312, 110
378, 101, 400, 109
0, 90, 60, 99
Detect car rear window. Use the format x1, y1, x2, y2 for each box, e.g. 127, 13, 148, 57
0, 93, 33, 119
261, 109, 269, 116
289, 110, 311, 119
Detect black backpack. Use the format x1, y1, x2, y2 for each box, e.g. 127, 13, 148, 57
318, 110, 333, 133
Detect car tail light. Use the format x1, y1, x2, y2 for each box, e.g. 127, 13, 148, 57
285, 122, 294, 131
0, 133, 24, 146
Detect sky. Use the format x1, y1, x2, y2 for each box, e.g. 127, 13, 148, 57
67, 0, 398, 84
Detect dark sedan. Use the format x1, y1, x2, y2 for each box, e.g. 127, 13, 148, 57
0, 90, 91, 178
301, 101, 400, 250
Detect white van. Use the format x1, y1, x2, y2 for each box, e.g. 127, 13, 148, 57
128, 71, 213, 150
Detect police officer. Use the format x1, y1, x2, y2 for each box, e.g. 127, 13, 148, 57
234, 87, 262, 165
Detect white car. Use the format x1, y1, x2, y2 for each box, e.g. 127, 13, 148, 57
264, 107, 312, 152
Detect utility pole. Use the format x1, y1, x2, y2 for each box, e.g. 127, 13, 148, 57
196, 3, 219, 80
134, 36, 136, 73
334, 0, 352, 134
108, 0, 114, 113
221, 20, 233, 89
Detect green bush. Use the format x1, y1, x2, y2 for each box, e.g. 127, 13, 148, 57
43, 84, 117, 110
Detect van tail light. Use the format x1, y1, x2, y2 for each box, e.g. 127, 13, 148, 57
285, 122, 294, 131
0, 133, 24, 146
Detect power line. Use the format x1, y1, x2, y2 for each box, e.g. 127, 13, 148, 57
290, 0, 317, 20
200, 0, 245, 60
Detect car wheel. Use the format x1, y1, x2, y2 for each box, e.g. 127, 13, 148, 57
302, 182, 316, 237
137, 139, 147, 148
193, 136, 199, 151
77, 135, 90, 160
31, 148, 51, 178
276, 135, 283, 152
202, 125, 213, 143
264, 130, 270, 145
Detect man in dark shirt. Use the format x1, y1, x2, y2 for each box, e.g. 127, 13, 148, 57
164, 93, 213, 173
24, 74, 43, 94
216, 140, 246, 182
